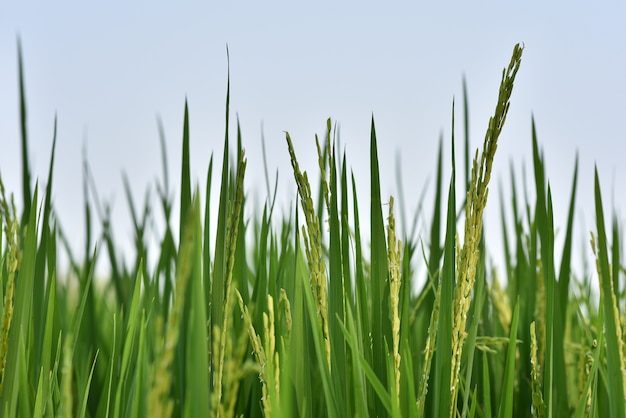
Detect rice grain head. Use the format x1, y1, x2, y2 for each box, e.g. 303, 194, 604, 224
530, 322, 545, 418
449, 43, 523, 415
387, 196, 402, 402
286, 133, 331, 368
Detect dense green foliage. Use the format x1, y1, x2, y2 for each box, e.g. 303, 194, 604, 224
1, 43, 625, 417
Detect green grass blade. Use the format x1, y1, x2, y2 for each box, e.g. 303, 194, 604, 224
425, 138, 444, 292
340, 152, 353, 316
33, 117, 57, 383
179, 99, 192, 248
32, 367, 46, 418
1, 186, 38, 415
351, 171, 370, 361
212, 63, 231, 339
498, 299, 520, 418
532, 122, 568, 416
339, 306, 392, 416
557, 154, 578, 320
301, 253, 339, 417
369, 116, 390, 417
77, 351, 99, 418
17, 37, 32, 225
462, 76, 470, 192
184, 194, 210, 417
573, 317, 603, 418
17, 331, 31, 418
434, 171, 455, 418
33, 268, 56, 418
482, 352, 492, 418
328, 143, 347, 414
203, 155, 214, 320
593, 167, 626, 418
341, 302, 371, 418
130, 311, 148, 418
113, 263, 144, 417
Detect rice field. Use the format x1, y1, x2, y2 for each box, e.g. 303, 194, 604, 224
1, 42, 625, 417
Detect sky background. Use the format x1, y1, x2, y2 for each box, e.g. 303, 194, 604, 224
1, 2, 625, 278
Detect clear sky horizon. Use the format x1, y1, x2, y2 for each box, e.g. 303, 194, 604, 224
1, 2, 625, 277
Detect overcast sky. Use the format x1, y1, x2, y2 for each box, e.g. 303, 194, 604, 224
1, 2, 625, 275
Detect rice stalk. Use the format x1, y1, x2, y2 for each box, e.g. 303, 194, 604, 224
416, 280, 441, 416
222, 322, 256, 418
449, 43, 523, 415
263, 294, 280, 402
530, 322, 545, 418
387, 196, 402, 404
535, 259, 546, 371
212, 287, 257, 418
592, 170, 626, 417
235, 290, 279, 417
278, 288, 292, 350
576, 338, 595, 416
286, 132, 331, 368
315, 126, 331, 215
215, 149, 247, 411
0, 180, 19, 397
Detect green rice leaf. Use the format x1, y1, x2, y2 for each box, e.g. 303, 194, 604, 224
328, 138, 347, 414
482, 352, 492, 418
33, 117, 57, 383
369, 116, 391, 417
184, 194, 210, 417
17, 37, 32, 226
593, 167, 626, 418
498, 299, 520, 418
1, 186, 38, 416
434, 169, 455, 418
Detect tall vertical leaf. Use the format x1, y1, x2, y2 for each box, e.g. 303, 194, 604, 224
369, 117, 390, 417
593, 168, 626, 418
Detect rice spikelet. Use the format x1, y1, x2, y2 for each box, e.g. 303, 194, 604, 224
235, 290, 280, 416
530, 322, 545, 418
387, 196, 402, 402
286, 132, 331, 368
417, 281, 441, 415
215, 149, 247, 411
0, 180, 20, 395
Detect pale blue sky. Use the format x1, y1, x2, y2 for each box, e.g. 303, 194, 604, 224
1, 2, 625, 273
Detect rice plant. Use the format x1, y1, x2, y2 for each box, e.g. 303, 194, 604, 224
1, 41, 624, 418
